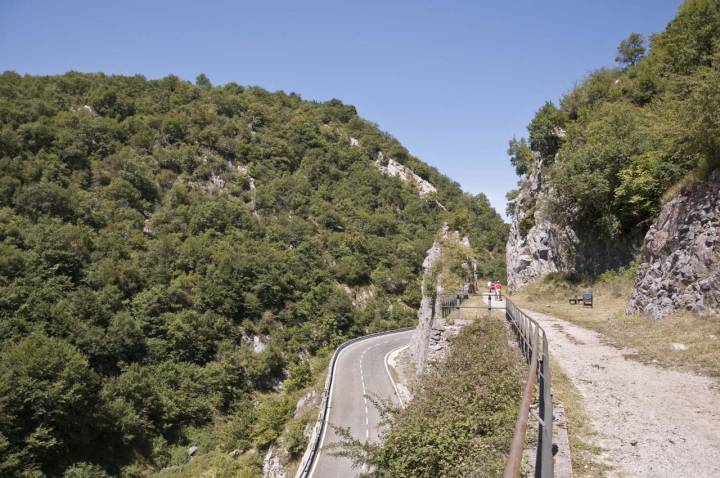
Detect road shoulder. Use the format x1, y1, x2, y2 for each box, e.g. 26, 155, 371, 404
522, 307, 720, 478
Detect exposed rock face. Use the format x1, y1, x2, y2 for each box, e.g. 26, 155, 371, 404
627, 170, 720, 319
337, 283, 375, 308
408, 238, 442, 374
506, 153, 637, 291
262, 444, 288, 478
506, 154, 577, 291
242, 333, 267, 353
408, 227, 475, 374
375, 153, 437, 197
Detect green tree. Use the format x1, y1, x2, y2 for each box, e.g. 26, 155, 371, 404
507, 137, 533, 176
0, 336, 100, 476
615, 33, 646, 69
527, 101, 567, 161
195, 73, 212, 88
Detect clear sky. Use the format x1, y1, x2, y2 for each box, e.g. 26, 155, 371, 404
0, 0, 684, 219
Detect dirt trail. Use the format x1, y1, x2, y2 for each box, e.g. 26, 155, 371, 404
522, 308, 720, 478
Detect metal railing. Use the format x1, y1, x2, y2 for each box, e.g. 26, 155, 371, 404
504, 298, 553, 478
438, 295, 553, 477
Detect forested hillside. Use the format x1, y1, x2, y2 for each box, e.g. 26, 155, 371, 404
506, 0, 720, 286
0, 72, 507, 477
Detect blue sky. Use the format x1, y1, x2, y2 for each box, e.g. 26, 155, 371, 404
0, 0, 683, 219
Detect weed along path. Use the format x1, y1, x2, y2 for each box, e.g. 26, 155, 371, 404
521, 308, 720, 477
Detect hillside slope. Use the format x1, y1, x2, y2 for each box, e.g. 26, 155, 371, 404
506, 0, 720, 308
0, 72, 506, 477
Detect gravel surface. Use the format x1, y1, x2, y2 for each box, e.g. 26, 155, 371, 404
523, 308, 720, 478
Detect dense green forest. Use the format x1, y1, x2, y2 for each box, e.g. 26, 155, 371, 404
0, 71, 506, 477
508, 0, 720, 240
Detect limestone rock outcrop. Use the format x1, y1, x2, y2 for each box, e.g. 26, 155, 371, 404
506, 152, 637, 291
627, 170, 720, 319
408, 226, 475, 374
375, 153, 437, 197
262, 444, 288, 478
506, 154, 577, 291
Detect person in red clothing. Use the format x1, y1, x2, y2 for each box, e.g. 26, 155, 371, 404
494, 280, 503, 299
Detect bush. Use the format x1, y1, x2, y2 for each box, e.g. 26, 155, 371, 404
334, 318, 523, 477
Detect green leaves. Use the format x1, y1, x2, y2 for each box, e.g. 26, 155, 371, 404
0, 336, 100, 476
512, 2, 720, 241
337, 319, 522, 477
527, 101, 568, 162
615, 33, 646, 69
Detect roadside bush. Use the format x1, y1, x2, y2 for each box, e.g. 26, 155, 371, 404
334, 318, 523, 477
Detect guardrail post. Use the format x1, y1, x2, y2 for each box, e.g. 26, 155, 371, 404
504, 298, 554, 478
538, 336, 553, 478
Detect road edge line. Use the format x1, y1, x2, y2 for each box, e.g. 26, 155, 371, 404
384, 344, 409, 409
299, 327, 414, 478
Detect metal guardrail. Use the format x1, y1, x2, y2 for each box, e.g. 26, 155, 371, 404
297, 296, 552, 478
438, 293, 553, 476
504, 298, 553, 478
294, 326, 415, 478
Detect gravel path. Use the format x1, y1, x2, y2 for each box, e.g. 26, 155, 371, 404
523, 308, 720, 478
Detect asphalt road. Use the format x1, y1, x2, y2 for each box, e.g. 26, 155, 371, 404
309, 329, 414, 478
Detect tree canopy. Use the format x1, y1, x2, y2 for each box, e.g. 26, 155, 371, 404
509, 0, 720, 240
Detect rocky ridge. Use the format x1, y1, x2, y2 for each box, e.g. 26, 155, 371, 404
627, 170, 720, 319
506, 150, 637, 291
408, 226, 475, 374
506, 153, 577, 291
374, 153, 437, 197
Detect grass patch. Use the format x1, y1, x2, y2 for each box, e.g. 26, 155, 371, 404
153, 451, 263, 478
510, 274, 720, 378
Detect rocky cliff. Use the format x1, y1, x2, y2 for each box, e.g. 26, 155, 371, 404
506, 154, 577, 291
627, 170, 720, 319
506, 152, 638, 291
408, 227, 475, 374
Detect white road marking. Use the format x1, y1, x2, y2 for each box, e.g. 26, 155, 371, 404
308, 332, 412, 478
360, 356, 370, 444
384, 344, 409, 409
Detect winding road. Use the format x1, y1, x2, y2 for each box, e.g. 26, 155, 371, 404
309, 329, 414, 478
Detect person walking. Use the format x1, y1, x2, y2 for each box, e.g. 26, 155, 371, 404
494, 281, 503, 299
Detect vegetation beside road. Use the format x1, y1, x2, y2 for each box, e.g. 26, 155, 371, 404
334, 316, 523, 478
0, 71, 508, 477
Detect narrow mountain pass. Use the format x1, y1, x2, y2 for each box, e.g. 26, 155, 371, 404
309, 330, 414, 478
521, 308, 720, 478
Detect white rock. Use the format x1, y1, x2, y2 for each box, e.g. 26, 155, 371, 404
374, 157, 437, 197
262, 445, 287, 478
671, 343, 688, 351
253, 335, 267, 353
